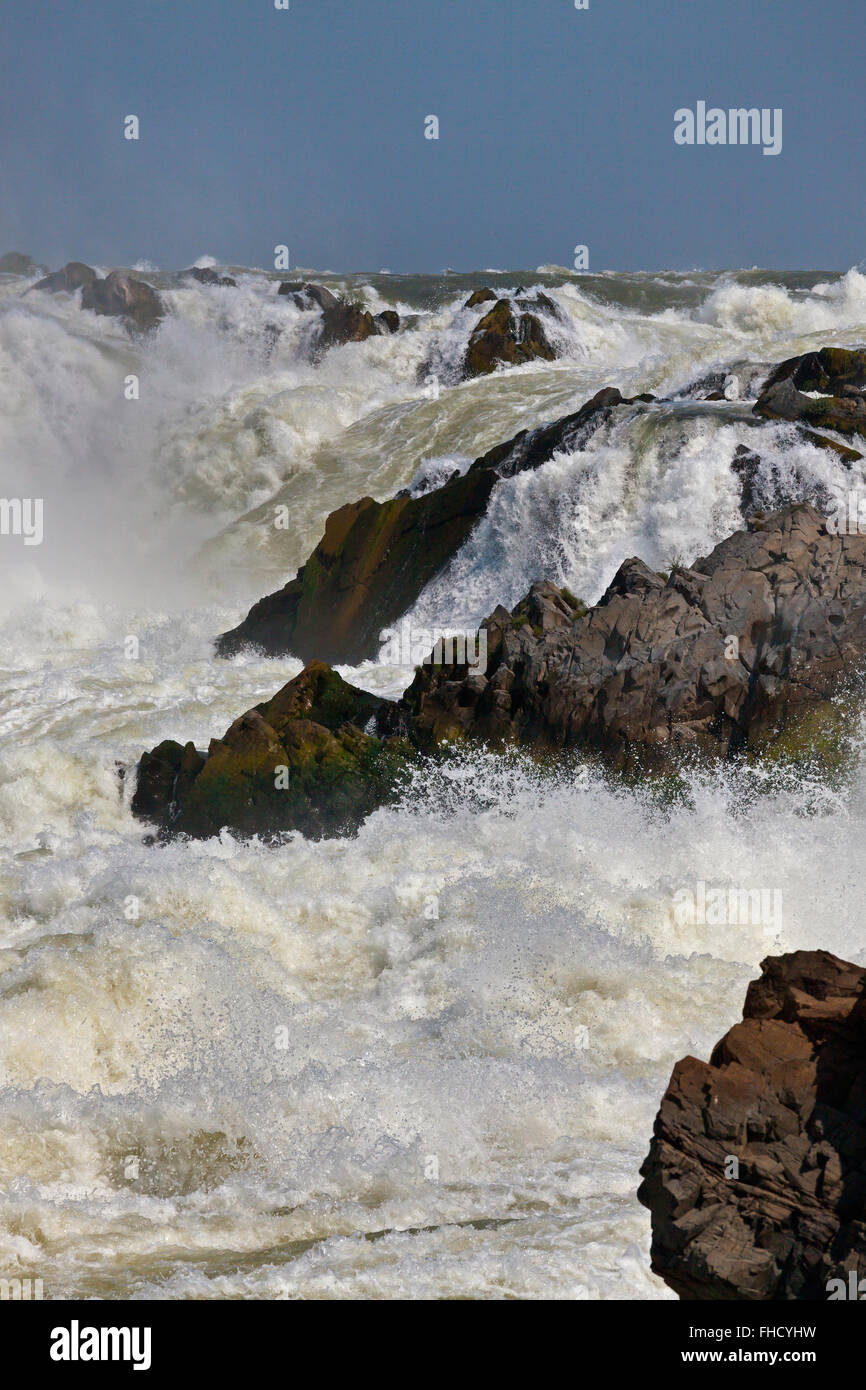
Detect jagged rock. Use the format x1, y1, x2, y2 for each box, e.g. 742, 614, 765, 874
131, 661, 411, 841
215, 387, 633, 664
32, 261, 98, 294
762, 347, 866, 397
638, 950, 866, 1301
464, 287, 496, 309
403, 503, 866, 773
185, 266, 236, 287
80, 271, 164, 332
374, 309, 400, 334
0, 251, 39, 275
755, 377, 866, 438
463, 297, 556, 378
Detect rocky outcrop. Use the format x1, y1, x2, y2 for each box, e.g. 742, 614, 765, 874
0, 251, 40, 275
131, 661, 411, 841
32, 262, 163, 331
638, 950, 866, 1301
761, 347, 866, 397
184, 266, 237, 287
463, 297, 556, 377
465, 287, 496, 309
215, 387, 636, 664
404, 503, 866, 773
33, 261, 98, 294
277, 281, 398, 355
755, 377, 866, 439
81, 271, 164, 332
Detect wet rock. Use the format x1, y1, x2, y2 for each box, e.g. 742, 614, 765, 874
277, 282, 382, 354
131, 661, 412, 841
755, 377, 866, 438
761, 347, 866, 397
463, 297, 557, 378
32, 261, 98, 293
215, 387, 632, 665
638, 950, 866, 1300
81, 270, 164, 332
374, 309, 400, 334
464, 287, 496, 309
404, 502, 866, 773
185, 266, 237, 287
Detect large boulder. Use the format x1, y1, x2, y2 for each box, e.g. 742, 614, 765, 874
404, 502, 866, 773
80, 270, 164, 332
761, 347, 866, 397
463, 297, 557, 378
638, 951, 866, 1301
215, 387, 633, 664
32, 261, 98, 293
184, 266, 237, 287
277, 281, 395, 354
755, 377, 866, 438
131, 661, 412, 841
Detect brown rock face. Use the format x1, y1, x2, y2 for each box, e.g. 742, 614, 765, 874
215, 388, 630, 664
33, 261, 98, 293
463, 297, 556, 377
404, 502, 866, 771
755, 377, 866, 438
81, 271, 164, 332
761, 347, 866, 397
276, 282, 394, 354
638, 951, 866, 1301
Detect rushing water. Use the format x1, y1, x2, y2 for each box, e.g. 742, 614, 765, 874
1, 261, 865, 1299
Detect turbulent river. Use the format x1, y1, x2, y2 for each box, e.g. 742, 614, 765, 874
1, 260, 865, 1298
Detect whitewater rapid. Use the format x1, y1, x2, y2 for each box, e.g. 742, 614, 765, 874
0, 262, 865, 1298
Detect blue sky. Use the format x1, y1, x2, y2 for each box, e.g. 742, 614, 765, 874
1, 0, 863, 272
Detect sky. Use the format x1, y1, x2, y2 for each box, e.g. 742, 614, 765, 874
1, 0, 864, 274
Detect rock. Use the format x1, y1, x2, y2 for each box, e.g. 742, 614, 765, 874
638, 950, 866, 1301
762, 347, 866, 397
374, 309, 400, 334
0, 251, 39, 275
464, 287, 496, 309
215, 387, 632, 664
32, 261, 98, 293
403, 502, 866, 773
185, 266, 237, 287
131, 661, 412, 841
463, 297, 557, 378
81, 270, 164, 332
755, 377, 866, 438
277, 282, 381, 354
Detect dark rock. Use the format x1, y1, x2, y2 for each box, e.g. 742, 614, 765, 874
32, 261, 98, 293
374, 309, 400, 334
464, 287, 497, 309
762, 347, 866, 397
403, 502, 866, 773
463, 297, 557, 378
638, 950, 866, 1300
277, 282, 380, 354
185, 266, 237, 287
0, 251, 39, 275
215, 387, 632, 665
81, 270, 164, 332
131, 661, 412, 841
755, 377, 866, 438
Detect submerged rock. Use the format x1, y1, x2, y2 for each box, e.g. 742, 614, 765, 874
463, 296, 556, 377
639, 951, 866, 1300
131, 661, 412, 841
215, 387, 634, 665
404, 502, 866, 773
